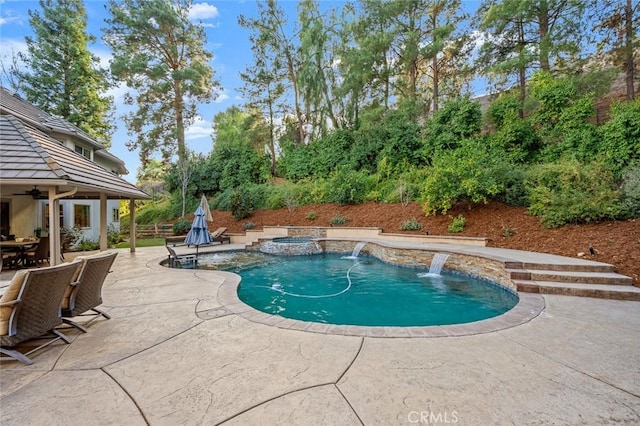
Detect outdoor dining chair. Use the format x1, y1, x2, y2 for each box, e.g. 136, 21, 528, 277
24, 236, 50, 266
61, 251, 118, 333
0, 262, 81, 365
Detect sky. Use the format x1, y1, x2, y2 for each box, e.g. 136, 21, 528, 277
0, 0, 484, 184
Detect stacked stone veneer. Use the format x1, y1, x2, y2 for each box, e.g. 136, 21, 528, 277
259, 240, 322, 256
320, 240, 515, 291
286, 227, 327, 238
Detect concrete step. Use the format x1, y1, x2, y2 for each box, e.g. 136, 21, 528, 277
508, 269, 634, 286
520, 261, 615, 273
515, 280, 640, 301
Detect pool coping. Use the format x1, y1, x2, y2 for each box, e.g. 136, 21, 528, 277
151, 251, 546, 338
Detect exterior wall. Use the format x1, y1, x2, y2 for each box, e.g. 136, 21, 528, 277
36, 199, 121, 242
7, 198, 37, 238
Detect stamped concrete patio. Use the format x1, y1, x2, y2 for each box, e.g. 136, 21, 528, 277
1, 245, 639, 425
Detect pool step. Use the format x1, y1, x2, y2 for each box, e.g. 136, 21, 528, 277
514, 280, 640, 301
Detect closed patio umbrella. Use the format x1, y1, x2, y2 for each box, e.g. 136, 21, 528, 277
184, 205, 213, 257
200, 195, 213, 223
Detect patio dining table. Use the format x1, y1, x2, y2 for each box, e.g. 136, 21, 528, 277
0, 239, 39, 269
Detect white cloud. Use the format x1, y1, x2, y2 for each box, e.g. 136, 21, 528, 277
185, 116, 213, 140
0, 6, 23, 27
91, 47, 113, 70
0, 16, 20, 26
0, 38, 27, 58
189, 3, 219, 20
106, 81, 129, 104
214, 89, 230, 104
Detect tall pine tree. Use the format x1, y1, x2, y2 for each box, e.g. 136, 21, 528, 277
104, 0, 219, 167
19, 0, 114, 147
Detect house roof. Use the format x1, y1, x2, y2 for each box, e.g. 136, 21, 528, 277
0, 86, 127, 174
0, 114, 149, 199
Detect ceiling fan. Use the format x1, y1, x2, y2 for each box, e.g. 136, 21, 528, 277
12, 186, 43, 199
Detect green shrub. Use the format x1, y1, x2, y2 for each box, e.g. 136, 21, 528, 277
305, 211, 317, 221
526, 160, 624, 228
426, 97, 482, 156
401, 218, 423, 231
173, 220, 191, 235
76, 238, 99, 251
295, 179, 327, 205
330, 213, 348, 226
136, 197, 181, 225
422, 138, 508, 215
261, 187, 285, 210
447, 214, 466, 233
107, 224, 121, 248
502, 227, 515, 237
621, 164, 640, 218
495, 165, 529, 207
243, 221, 256, 230
61, 226, 82, 251
326, 166, 371, 205
599, 99, 640, 172
230, 188, 254, 220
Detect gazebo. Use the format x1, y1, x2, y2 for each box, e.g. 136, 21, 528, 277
0, 88, 149, 264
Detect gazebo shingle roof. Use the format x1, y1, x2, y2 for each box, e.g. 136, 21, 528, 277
0, 111, 148, 200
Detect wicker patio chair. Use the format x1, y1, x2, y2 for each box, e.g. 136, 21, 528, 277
61, 252, 117, 333
24, 236, 50, 266
0, 262, 81, 365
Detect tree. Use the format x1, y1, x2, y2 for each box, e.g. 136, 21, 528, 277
104, 0, 219, 166
176, 152, 193, 218
336, 0, 395, 128
239, 12, 287, 174
476, 0, 584, 111
1, 51, 25, 93
591, 0, 639, 100
239, 0, 305, 145
422, 0, 470, 112
298, 0, 341, 134
212, 106, 267, 152
18, 0, 114, 147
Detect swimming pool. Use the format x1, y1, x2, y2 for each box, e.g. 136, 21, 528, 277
231, 253, 518, 327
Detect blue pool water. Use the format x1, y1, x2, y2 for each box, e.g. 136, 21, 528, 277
228, 253, 518, 327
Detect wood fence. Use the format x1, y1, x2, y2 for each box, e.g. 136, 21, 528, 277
135, 223, 174, 238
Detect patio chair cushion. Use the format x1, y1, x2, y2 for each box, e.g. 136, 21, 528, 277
0, 270, 29, 336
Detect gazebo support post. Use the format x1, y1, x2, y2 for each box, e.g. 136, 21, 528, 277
129, 198, 136, 253
100, 192, 107, 251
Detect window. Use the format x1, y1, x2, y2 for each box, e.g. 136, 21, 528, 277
112, 208, 120, 222
74, 205, 91, 228
74, 144, 91, 159
44, 203, 64, 230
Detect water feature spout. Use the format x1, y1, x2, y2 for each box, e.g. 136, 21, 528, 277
428, 253, 450, 275
351, 242, 366, 258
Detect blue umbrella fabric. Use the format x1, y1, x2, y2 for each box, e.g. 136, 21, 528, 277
184, 205, 212, 255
